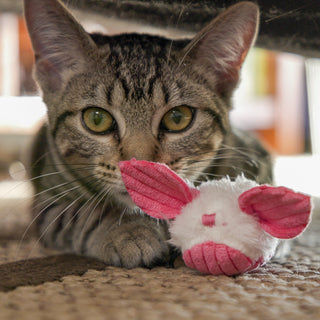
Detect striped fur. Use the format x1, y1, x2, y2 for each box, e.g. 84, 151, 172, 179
25, 0, 272, 268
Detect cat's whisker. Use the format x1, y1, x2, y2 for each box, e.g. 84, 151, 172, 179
30, 150, 56, 169
191, 178, 211, 184
166, 6, 185, 65
21, 174, 103, 258
0, 169, 71, 200
181, 163, 259, 181
178, 32, 206, 69
118, 207, 128, 226
98, 187, 113, 226
181, 169, 226, 180
17, 184, 82, 258
2, 166, 97, 208
55, 176, 110, 237
187, 146, 263, 159
182, 148, 270, 170
264, 3, 316, 23
60, 187, 99, 236
78, 183, 112, 238
185, 157, 254, 168
219, 143, 268, 158
30, 172, 108, 212
28, 167, 92, 183
14, 175, 99, 256
31, 173, 98, 202
185, 155, 258, 165
34, 163, 99, 171
32, 184, 82, 211
205, 163, 258, 177
28, 192, 86, 259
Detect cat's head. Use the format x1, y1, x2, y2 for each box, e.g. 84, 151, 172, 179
24, 0, 259, 204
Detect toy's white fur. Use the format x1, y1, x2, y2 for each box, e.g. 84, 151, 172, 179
170, 175, 279, 262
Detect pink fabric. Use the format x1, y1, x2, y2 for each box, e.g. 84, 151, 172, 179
183, 241, 255, 276
119, 159, 312, 276
238, 185, 312, 239
202, 214, 216, 227
119, 159, 199, 219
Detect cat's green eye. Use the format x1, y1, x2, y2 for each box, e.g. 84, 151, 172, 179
82, 107, 115, 134
161, 106, 194, 132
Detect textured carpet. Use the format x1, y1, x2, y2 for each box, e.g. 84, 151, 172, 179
0, 191, 319, 319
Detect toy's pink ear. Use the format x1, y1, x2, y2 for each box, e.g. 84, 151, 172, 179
239, 185, 312, 239
119, 159, 199, 219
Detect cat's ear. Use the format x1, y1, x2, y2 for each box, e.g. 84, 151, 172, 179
183, 2, 259, 98
24, 0, 96, 92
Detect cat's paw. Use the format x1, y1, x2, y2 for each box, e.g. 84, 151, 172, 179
97, 222, 170, 268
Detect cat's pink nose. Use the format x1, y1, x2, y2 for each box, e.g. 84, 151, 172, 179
202, 213, 216, 227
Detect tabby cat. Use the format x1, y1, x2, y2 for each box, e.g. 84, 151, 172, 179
24, 0, 272, 268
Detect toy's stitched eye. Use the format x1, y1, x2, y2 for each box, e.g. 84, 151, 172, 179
202, 213, 216, 227
82, 107, 115, 134
161, 106, 194, 132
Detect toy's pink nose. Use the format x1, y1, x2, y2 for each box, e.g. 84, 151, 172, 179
202, 214, 216, 227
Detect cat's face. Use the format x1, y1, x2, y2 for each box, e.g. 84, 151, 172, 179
25, 0, 259, 203
48, 35, 226, 197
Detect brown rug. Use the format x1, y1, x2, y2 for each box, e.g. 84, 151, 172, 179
0, 192, 319, 319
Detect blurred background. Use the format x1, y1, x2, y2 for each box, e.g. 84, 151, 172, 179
0, 7, 319, 202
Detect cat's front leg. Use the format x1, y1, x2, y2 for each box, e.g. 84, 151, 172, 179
36, 199, 172, 268
83, 213, 171, 268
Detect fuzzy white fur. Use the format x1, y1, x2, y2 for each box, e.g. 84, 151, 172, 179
169, 175, 279, 262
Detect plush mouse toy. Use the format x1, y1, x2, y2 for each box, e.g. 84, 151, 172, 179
119, 159, 312, 276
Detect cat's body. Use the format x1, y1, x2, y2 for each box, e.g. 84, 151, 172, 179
25, 0, 272, 268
